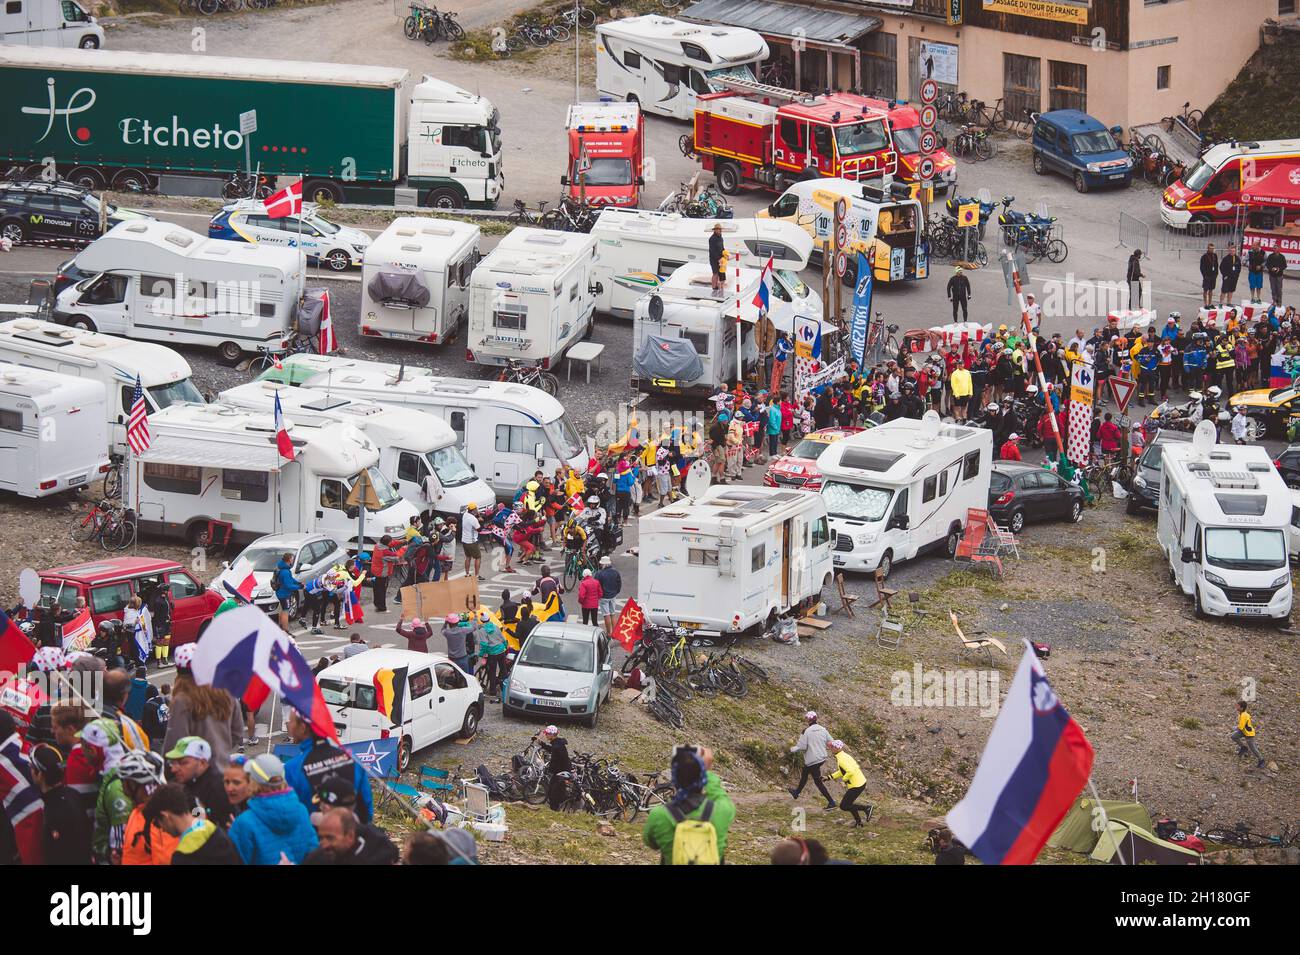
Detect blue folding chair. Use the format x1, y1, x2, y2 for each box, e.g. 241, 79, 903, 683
419, 766, 456, 797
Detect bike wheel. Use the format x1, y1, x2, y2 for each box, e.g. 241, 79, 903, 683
974, 244, 988, 268
679, 133, 695, 158
1046, 238, 1068, 264
422, 23, 439, 44
536, 372, 560, 397
198, 0, 219, 13
976, 137, 997, 161
736, 656, 769, 682
221, 178, 244, 201
506, 34, 525, 52
103, 468, 121, 500
70, 510, 100, 543
579, 9, 595, 26
718, 664, 748, 698
444, 18, 465, 40
549, 24, 570, 42
403, 15, 418, 39
562, 560, 579, 592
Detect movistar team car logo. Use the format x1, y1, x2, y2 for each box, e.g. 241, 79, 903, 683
29, 214, 43, 225
21, 79, 96, 144
614, 271, 660, 291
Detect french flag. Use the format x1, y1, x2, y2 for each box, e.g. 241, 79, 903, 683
274, 391, 297, 462
947, 642, 1094, 865
751, 255, 774, 312
222, 556, 258, 604
190, 604, 338, 743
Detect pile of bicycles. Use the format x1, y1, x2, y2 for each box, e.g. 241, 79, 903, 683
1125, 132, 1186, 187
403, 5, 465, 43
622, 624, 770, 728
507, 196, 596, 233
950, 124, 996, 162
924, 214, 988, 267
657, 182, 733, 218
70, 498, 136, 551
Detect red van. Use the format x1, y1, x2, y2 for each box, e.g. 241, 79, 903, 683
39, 557, 223, 648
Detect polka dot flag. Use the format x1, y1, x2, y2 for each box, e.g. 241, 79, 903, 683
1067, 360, 1093, 467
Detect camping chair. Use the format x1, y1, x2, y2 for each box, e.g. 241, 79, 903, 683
986, 514, 1020, 560
950, 611, 1008, 665
867, 567, 899, 611
833, 573, 859, 618
876, 610, 904, 650
463, 781, 494, 822
419, 766, 456, 798
955, 519, 1003, 577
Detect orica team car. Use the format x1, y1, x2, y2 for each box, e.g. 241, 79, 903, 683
208, 200, 371, 272
1227, 384, 1300, 439
0, 180, 152, 247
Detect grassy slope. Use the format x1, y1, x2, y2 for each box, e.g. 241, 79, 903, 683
1202, 30, 1300, 142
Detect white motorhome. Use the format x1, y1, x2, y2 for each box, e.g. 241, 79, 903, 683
595, 15, 768, 121
638, 484, 832, 633
1156, 423, 1293, 621
217, 380, 495, 518
0, 318, 203, 453
0, 0, 103, 49
319, 648, 484, 771
466, 228, 598, 369
0, 366, 109, 498
817, 413, 992, 577
590, 209, 813, 317
129, 403, 419, 547
52, 220, 302, 363
262, 354, 587, 499
631, 262, 825, 397
360, 217, 480, 347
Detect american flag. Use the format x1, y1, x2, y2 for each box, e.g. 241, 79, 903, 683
126, 374, 151, 454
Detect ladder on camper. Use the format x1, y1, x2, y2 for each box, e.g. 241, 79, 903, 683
712, 75, 815, 105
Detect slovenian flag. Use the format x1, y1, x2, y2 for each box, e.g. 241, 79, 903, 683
191, 604, 339, 743
946, 642, 1094, 865
751, 255, 774, 312
223, 557, 258, 604
274, 391, 297, 462
1270, 348, 1290, 389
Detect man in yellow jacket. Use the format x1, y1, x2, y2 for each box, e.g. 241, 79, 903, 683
949, 364, 973, 422
826, 739, 872, 827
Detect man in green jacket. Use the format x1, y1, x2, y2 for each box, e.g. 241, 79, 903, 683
642, 746, 735, 864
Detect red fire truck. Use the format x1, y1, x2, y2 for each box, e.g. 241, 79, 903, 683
688, 77, 898, 196
562, 101, 646, 208
860, 97, 958, 193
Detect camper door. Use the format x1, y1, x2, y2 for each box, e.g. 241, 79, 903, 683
884, 486, 911, 559
444, 250, 475, 339
277, 462, 301, 535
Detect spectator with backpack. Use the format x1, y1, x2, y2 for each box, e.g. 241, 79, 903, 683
642, 745, 735, 864
141, 683, 170, 753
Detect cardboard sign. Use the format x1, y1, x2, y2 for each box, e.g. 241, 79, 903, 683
399, 577, 480, 622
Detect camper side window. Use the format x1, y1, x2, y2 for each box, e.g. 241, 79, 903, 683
962, 451, 981, 481
496, 424, 546, 455
684, 331, 710, 356
139, 274, 176, 300
493, 303, 527, 330
745, 240, 795, 261
939, 468, 949, 496
688, 548, 719, 566
663, 64, 686, 85
623, 50, 641, 69
398, 451, 429, 484
751, 544, 765, 572
449, 412, 467, 446
811, 516, 830, 548
142, 463, 201, 495
223, 469, 269, 503
0, 409, 21, 432
6, 1, 22, 13
320, 479, 347, 511
569, 282, 579, 303
923, 475, 938, 502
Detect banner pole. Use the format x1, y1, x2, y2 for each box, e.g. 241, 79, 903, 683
1086, 776, 1127, 866
1006, 253, 1064, 459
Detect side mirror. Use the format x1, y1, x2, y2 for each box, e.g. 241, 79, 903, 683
1110, 126, 1123, 137
560, 176, 570, 186
768, 203, 778, 216
636, 176, 645, 187
888, 514, 910, 531
346, 506, 359, 519
1180, 547, 1194, 564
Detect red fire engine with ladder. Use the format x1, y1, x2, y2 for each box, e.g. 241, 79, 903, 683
686, 76, 898, 196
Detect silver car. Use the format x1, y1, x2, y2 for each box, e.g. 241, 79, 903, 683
212, 532, 349, 615
503, 622, 614, 728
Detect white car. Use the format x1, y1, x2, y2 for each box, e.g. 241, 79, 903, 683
319, 649, 485, 770
211, 532, 349, 615
208, 200, 371, 272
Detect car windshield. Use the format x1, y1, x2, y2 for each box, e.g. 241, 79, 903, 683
1182, 159, 1215, 191
518, 635, 593, 673
892, 125, 921, 154
39, 580, 77, 611
234, 546, 288, 573
1139, 443, 1167, 469
776, 269, 809, 299
788, 438, 831, 459
1071, 130, 1118, 155
82, 194, 117, 216
302, 212, 339, 235
147, 378, 205, 410
821, 480, 893, 521
705, 64, 756, 89
1204, 528, 1287, 571
1268, 388, 1297, 403
834, 120, 890, 157
576, 158, 632, 187
348, 466, 401, 510
427, 445, 477, 488
545, 415, 584, 462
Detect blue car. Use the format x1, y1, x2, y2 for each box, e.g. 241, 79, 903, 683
1031, 109, 1133, 194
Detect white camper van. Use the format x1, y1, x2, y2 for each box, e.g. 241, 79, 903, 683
631, 263, 825, 397
360, 217, 480, 346
52, 220, 302, 363
817, 413, 992, 578
0, 318, 202, 453
0, 366, 109, 498
216, 380, 495, 518
590, 209, 813, 317
466, 228, 598, 369
638, 484, 832, 633
130, 403, 419, 547
1156, 423, 1293, 621
595, 16, 768, 121
0, 0, 103, 48
261, 354, 588, 499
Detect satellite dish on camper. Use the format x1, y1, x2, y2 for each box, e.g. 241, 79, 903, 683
914, 410, 942, 447
648, 294, 664, 321
684, 459, 712, 500
1192, 419, 1217, 456
18, 568, 39, 609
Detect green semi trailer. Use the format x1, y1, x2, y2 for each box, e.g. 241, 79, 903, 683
0, 47, 503, 209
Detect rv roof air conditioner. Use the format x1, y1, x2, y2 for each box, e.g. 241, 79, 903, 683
124, 223, 149, 234
164, 232, 194, 248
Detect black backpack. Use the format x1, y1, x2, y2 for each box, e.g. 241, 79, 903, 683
142, 694, 170, 740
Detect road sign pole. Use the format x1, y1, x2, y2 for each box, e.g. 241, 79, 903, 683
833, 199, 845, 330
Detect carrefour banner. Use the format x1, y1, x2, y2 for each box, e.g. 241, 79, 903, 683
982, 0, 1089, 24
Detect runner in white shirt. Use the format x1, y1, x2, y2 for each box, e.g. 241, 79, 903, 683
461, 503, 483, 580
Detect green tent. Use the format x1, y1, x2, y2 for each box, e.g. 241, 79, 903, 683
1048, 797, 1153, 853
1089, 821, 1201, 865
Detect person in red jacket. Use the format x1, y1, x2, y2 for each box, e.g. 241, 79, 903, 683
577, 569, 602, 627
1000, 433, 1023, 461
1098, 413, 1122, 456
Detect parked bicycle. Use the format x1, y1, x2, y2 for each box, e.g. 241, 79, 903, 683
102, 452, 124, 501
497, 358, 559, 396
950, 125, 996, 162
221, 170, 273, 201
507, 197, 551, 226
70, 499, 136, 551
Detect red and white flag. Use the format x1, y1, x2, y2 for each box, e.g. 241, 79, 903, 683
611, 598, 645, 652
222, 557, 258, 604
265, 179, 303, 220
316, 289, 337, 355
273, 390, 297, 462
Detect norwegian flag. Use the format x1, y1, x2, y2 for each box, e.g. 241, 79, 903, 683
126, 374, 151, 455
0, 728, 43, 864
752, 255, 774, 312
273, 391, 297, 462
264, 179, 303, 219
316, 289, 337, 355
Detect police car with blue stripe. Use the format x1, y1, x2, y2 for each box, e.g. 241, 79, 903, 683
207, 200, 371, 272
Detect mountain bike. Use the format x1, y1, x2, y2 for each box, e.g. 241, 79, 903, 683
497, 358, 560, 396
507, 198, 551, 226
102, 451, 124, 500
70, 499, 136, 551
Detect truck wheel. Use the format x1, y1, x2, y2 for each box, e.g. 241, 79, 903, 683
303, 179, 343, 204
626, 94, 640, 108
218, 341, 244, 364
78, 35, 99, 49
1033, 152, 1046, 175
1187, 215, 1211, 237
424, 187, 462, 210
112, 168, 151, 194
459, 704, 480, 740
716, 162, 742, 196
877, 550, 893, 580
945, 523, 962, 558
67, 167, 103, 190
1073, 171, 1090, 194
397, 737, 412, 772
68, 315, 96, 331
324, 249, 351, 272
0, 221, 26, 245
